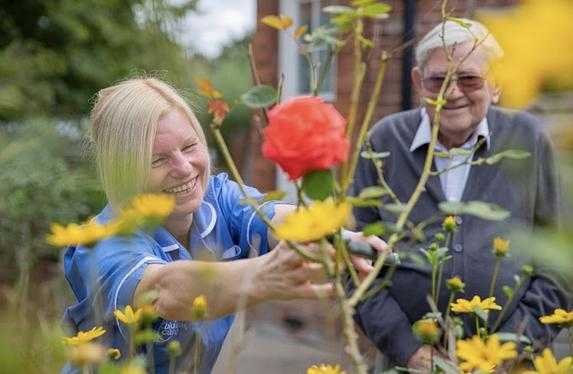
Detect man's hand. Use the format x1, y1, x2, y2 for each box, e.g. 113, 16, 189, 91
407, 345, 440, 371
343, 230, 390, 278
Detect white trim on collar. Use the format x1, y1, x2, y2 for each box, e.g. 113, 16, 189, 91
198, 201, 217, 238
161, 244, 180, 252
410, 108, 491, 152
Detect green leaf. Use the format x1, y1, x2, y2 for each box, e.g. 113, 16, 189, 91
502, 285, 514, 299
383, 203, 405, 214
439, 201, 511, 221
260, 190, 287, 203
351, 0, 376, 6
358, 186, 387, 199
347, 197, 382, 207
449, 148, 473, 157
433, 356, 459, 374
496, 332, 532, 344
485, 149, 531, 165
474, 308, 489, 323
362, 222, 385, 236
362, 3, 392, 18
322, 5, 354, 14
331, 13, 355, 30
240, 85, 278, 108
360, 150, 390, 160
302, 170, 334, 200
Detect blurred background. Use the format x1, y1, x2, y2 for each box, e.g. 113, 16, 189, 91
0, 0, 571, 372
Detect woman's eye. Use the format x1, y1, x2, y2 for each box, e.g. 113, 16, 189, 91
152, 158, 166, 167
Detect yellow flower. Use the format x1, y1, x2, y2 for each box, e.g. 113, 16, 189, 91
191, 295, 208, 321
442, 215, 457, 232
47, 221, 112, 248
493, 237, 510, 257
261, 15, 293, 30
457, 335, 517, 373
412, 318, 441, 345
67, 342, 107, 366
275, 200, 351, 242
478, 0, 573, 108
307, 364, 346, 374
62, 326, 106, 346
539, 309, 573, 328
167, 340, 182, 358
524, 348, 573, 374
447, 276, 466, 293
195, 78, 223, 99
114, 305, 143, 326
107, 348, 121, 360
450, 295, 502, 314
113, 193, 175, 235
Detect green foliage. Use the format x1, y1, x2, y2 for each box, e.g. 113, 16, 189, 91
0, 0, 198, 121
439, 201, 511, 221
240, 85, 278, 109
302, 170, 335, 200
0, 121, 105, 283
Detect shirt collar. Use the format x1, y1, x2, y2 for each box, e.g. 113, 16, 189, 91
410, 107, 491, 152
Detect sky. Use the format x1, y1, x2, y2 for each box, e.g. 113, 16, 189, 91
180, 0, 257, 58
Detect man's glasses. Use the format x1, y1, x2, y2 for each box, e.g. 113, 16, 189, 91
422, 74, 485, 94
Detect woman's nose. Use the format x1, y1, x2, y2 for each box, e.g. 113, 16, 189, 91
169, 151, 192, 177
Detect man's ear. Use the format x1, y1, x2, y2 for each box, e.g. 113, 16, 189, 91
491, 85, 501, 104
411, 67, 423, 92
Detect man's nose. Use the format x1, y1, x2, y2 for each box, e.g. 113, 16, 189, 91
169, 151, 192, 177
444, 77, 465, 99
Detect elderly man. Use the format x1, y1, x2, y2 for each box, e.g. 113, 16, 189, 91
351, 19, 570, 370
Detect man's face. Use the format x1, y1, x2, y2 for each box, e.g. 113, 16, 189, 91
412, 42, 500, 148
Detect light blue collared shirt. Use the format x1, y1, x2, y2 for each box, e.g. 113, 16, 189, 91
62, 173, 276, 374
410, 108, 490, 201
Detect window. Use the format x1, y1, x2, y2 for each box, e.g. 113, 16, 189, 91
279, 0, 337, 100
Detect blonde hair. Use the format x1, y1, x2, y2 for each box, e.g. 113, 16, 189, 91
416, 19, 504, 68
90, 78, 209, 210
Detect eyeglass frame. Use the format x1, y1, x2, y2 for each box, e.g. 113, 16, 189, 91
421, 73, 487, 94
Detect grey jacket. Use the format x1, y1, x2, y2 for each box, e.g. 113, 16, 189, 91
351, 106, 570, 366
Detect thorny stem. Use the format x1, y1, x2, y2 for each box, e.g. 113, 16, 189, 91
342, 52, 389, 193
344, 19, 365, 142
210, 124, 319, 263
248, 43, 269, 125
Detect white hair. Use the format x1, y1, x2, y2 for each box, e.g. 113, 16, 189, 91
415, 19, 504, 68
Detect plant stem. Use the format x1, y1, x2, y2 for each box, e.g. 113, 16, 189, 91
488, 258, 501, 298
475, 315, 481, 338
342, 52, 389, 193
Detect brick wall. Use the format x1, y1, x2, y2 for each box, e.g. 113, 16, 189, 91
247, 0, 520, 190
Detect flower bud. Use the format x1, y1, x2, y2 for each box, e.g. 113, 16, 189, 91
492, 237, 510, 257
167, 340, 182, 358
442, 216, 457, 232
447, 276, 466, 293
412, 318, 441, 345
191, 295, 208, 321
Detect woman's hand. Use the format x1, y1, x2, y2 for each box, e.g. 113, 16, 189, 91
343, 230, 391, 278
407, 345, 444, 372
249, 241, 334, 302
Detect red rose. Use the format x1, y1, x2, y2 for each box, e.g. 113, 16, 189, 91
262, 96, 350, 180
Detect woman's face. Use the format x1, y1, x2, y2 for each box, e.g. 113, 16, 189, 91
148, 109, 209, 218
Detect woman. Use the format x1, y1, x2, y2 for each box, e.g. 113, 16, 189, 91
63, 78, 383, 373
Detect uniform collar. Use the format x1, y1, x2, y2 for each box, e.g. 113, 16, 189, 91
410, 107, 491, 152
